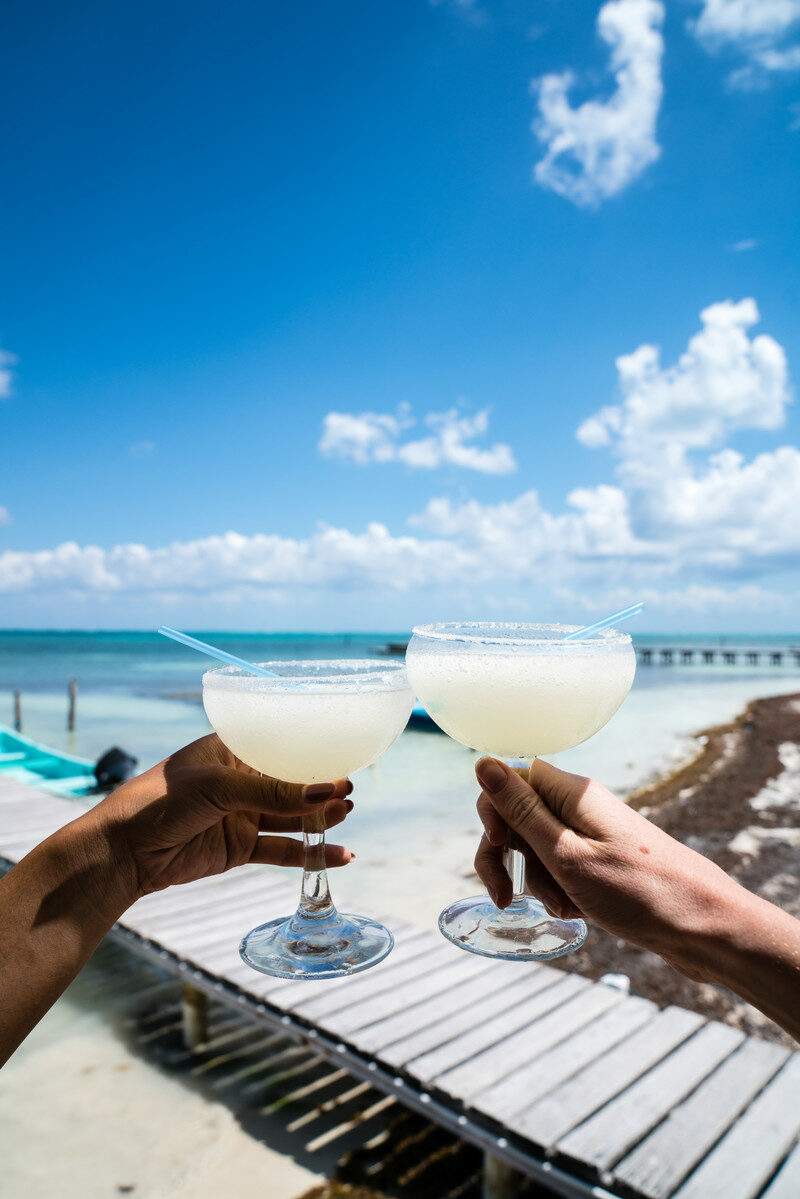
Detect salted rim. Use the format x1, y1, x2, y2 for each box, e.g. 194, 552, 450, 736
202, 659, 411, 692
409, 622, 633, 650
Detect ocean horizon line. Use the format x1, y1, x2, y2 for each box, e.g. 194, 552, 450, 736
2, 628, 800, 641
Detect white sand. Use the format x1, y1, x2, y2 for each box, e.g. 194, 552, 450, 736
0, 986, 322, 1199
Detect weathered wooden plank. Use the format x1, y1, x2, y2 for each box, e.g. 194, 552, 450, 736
134, 883, 297, 948
614, 1037, 791, 1199
557, 1021, 743, 1173
759, 1138, 800, 1199
139, 896, 300, 958
319, 951, 485, 1040
256, 929, 436, 1008
511, 1006, 704, 1150
132, 876, 285, 924
672, 1056, 800, 1199
128, 877, 292, 936
0, 784, 77, 811
349, 959, 519, 1058
472, 994, 656, 1125
0, 796, 83, 853
408, 971, 578, 1088
442, 981, 622, 1103
0, 777, 57, 795
0, 825, 70, 850
381, 970, 558, 1071
130, 866, 269, 915
285, 937, 447, 1017
0, 807, 83, 836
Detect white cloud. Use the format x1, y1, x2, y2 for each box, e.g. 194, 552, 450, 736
0, 346, 15, 399
692, 0, 800, 45
4, 300, 799, 623
730, 238, 759, 252
532, 0, 664, 207
576, 298, 789, 469
690, 0, 800, 86
319, 405, 517, 475
1, 343, 15, 529
0, 526, 473, 598
576, 299, 798, 569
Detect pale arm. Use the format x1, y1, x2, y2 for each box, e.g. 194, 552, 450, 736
473, 756, 800, 1043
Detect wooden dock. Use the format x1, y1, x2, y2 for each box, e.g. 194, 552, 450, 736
2, 777, 799, 1199
379, 641, 800, 668
636, 646, 800, 667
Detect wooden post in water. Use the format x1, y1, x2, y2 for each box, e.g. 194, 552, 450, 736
483, 1154, 522, 1199
13, 690, 22, 732
67, 678, 77, 731
181, 983, 209, 1051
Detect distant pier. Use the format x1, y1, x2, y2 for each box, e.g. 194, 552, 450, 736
637, 646, 800, 666
378, 640, 800, 667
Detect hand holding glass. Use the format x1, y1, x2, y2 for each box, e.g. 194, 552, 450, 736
406, 624, 635, 960
202, 660, 413, 979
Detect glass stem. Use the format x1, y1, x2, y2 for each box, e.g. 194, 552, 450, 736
298, 808, 335, 920
501, 757, 529, 912
504, 847, 528, 910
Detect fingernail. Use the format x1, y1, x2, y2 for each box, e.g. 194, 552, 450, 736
305, 782, 336, 802
343, 779, 354, 796
347, 850, 356, 862
476, 757, 507, 794
344, 799, 354, 812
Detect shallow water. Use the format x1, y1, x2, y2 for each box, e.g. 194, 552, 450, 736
3, 630, 799, 924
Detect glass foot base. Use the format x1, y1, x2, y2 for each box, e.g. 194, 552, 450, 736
438, 895, 587, 961
239, 908, 394, 980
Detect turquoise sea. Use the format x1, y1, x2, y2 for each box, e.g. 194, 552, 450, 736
2, 629, 799, 774
2, 628, 800, 924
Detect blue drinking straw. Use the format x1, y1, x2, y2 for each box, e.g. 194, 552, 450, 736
157, 626, 280, 678
560, 601, 644, 642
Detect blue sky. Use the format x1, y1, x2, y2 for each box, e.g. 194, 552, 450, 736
1, 0, 799, 630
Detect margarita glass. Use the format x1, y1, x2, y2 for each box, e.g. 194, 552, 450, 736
406, 623, 635, 961
202, 660, 413, 979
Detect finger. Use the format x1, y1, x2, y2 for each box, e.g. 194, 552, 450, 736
192, 766, 353, 816
258, 798, 353, 833
519, 842, 582, 919
475, 758, 567, 861
477, 817, 580, 917
249, 836, 355, 868
477, 793, 508, 846
474, 834, 513, 909
528, 757, 632, 843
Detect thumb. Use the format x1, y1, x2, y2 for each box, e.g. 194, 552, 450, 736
475, 757, 565, 857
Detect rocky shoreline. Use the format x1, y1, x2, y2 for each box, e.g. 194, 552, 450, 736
552, 691, 800, 1047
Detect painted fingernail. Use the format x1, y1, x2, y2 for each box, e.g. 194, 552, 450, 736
476, 757, 507, 794
305, 782, 336, 802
